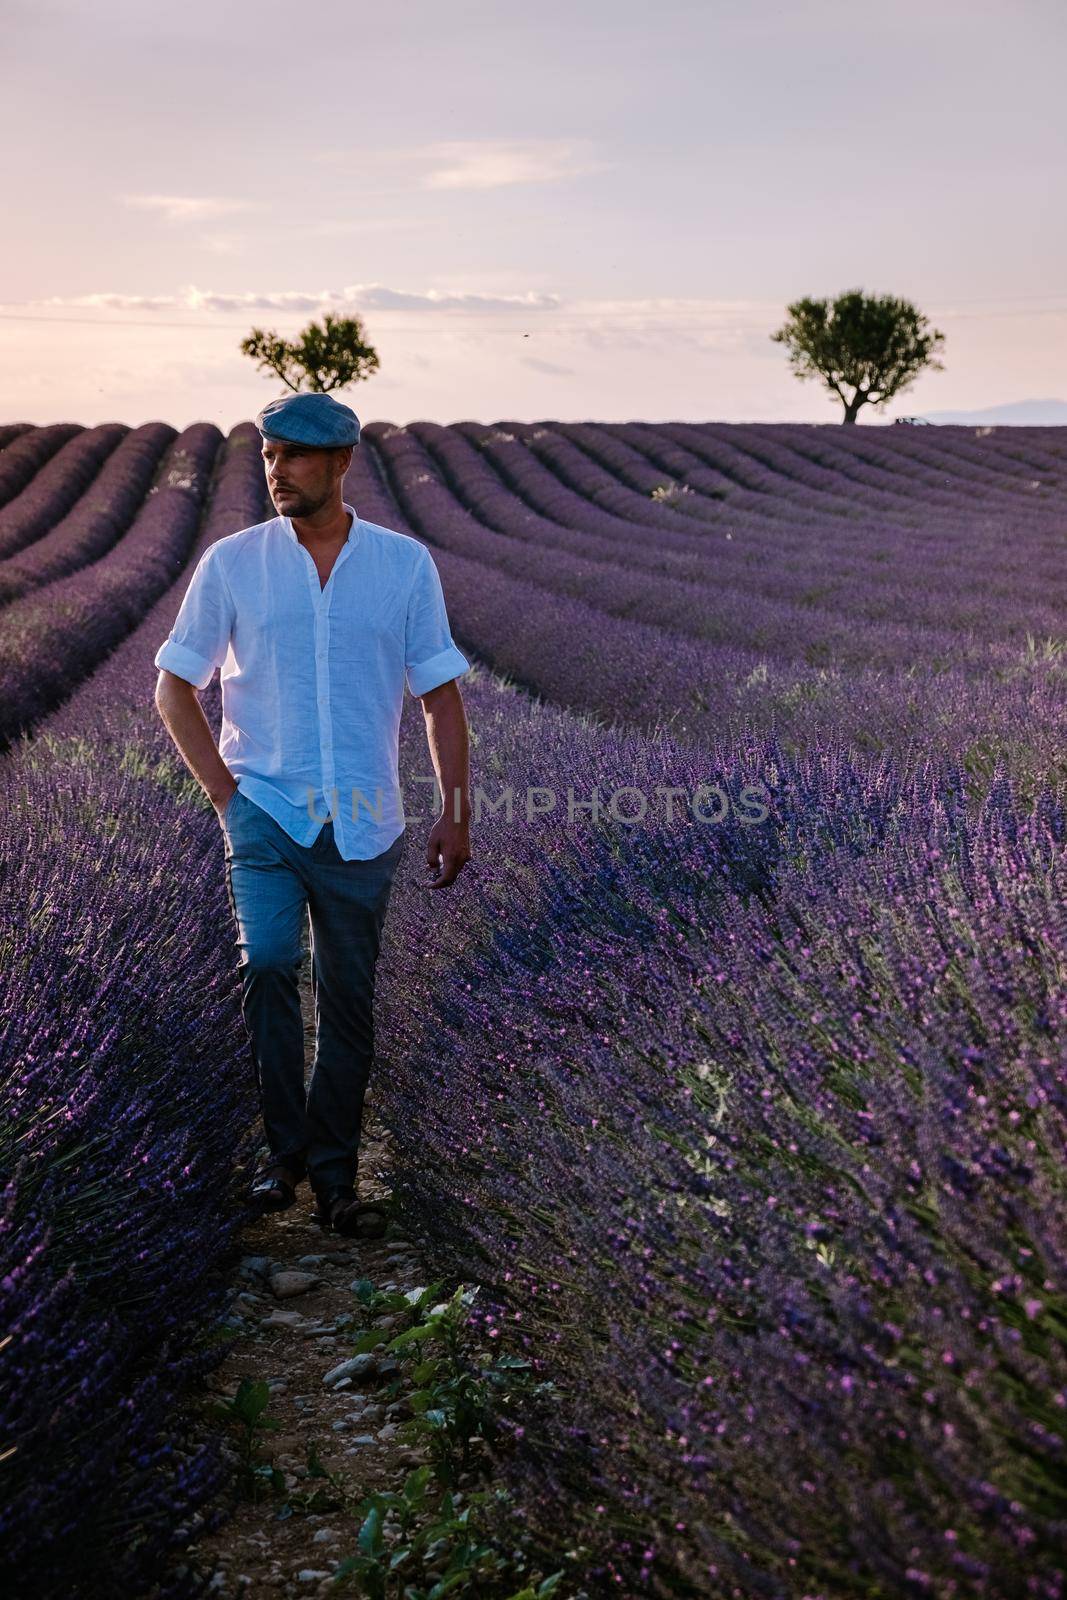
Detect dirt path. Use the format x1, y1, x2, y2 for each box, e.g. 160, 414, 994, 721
175, 952, 455, 1598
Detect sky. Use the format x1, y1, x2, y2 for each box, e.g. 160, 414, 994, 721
1, 0, 1064, 428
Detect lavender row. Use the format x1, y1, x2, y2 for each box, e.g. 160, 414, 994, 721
458, 416, 842, 539
540, 420, 1067, 568
349, 438, 812, 734
348, 443, 1067, 792
38, 424, 268, 745
691, 418, 1067, 515
0, 423, 82, 509
0, 424, 130, 562
589, 418, 889, 530
0, 425, 268, 1598
0, 424, 222, 751
552, 417, 781, 526
421, 417, 811, 559
373, 424, 1041, 677
757, 417, 1067, 502
575, 412, 1062, 569
374, 676, 1066, 1597
0, 423, 175, 605
514, 416, 939, 535
400, 421, 1066, 645
781, 417, 1067, 492
449, 417, 1067, 615
677, 420, 1067, 523
5, 412, 1063, 1600
627, 416, 959, 515
621, 420, 1067, 561
450, 420, 1067, 615
408, 418, 1063, 602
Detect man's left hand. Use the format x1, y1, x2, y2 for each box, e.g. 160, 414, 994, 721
424, 815, 472, 889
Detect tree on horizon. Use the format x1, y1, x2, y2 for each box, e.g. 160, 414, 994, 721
771, 289, 946, 423
240, 311, 380, 394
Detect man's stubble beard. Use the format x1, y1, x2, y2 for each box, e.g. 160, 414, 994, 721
275, 483, 332, 519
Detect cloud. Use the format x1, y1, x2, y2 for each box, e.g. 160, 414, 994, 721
119, 194, 259, 223
352, 285, 561, 312
30, 291, 183, 313
27, 282, 563, 316
416, 139, 610, 190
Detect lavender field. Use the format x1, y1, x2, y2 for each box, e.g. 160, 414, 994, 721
0, 419, 1064, 1599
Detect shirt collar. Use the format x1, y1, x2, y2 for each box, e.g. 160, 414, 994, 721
281, 502, 360, 546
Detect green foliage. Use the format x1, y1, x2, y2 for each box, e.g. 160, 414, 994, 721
277, 1439, 350, 1518
322, 1277, 576, 1596
239, 311, 380, 394
330, 1473, 568, 1600
193, 1271, 580, 1595
770, 288, 946, 423
205, 1376, 285, 1503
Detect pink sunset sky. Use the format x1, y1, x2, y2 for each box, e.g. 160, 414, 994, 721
2, 0, 1064, 428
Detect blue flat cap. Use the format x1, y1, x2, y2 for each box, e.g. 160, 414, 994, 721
256, 391, 361, 448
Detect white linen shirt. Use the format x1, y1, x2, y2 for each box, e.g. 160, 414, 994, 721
154, 503, 470, 860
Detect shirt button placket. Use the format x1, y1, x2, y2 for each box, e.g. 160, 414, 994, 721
315, 585, 336, 839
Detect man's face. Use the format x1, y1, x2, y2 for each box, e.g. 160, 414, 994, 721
261, 438, 350, 519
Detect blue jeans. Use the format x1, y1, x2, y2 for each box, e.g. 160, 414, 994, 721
220, 788, 406, 1195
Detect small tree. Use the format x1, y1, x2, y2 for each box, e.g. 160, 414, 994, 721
770, 288, 946, 424
240, 311, 380, 393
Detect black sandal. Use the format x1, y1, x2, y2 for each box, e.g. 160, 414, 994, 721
314, 1187, 391, 1238
249, 1165, 300, 1211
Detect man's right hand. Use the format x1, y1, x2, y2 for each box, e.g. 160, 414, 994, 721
212, 781, 239, 822
154, 676, 240, 826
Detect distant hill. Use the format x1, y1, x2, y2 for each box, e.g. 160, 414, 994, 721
917, 398, 1067, 425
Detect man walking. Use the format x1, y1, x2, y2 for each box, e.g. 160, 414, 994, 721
153, 392, 472, 1236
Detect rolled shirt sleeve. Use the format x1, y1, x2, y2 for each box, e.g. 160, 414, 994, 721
154, 543, 235, 690
404, 545, 470, 697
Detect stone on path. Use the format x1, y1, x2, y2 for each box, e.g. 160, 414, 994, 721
239, 1255, 272, 1280
260, 1309, 308, 1329
270, 1270, 322, 1299
322, 1353, 377, 1389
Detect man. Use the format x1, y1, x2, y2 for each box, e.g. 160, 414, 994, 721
153, 391, 472, 1237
